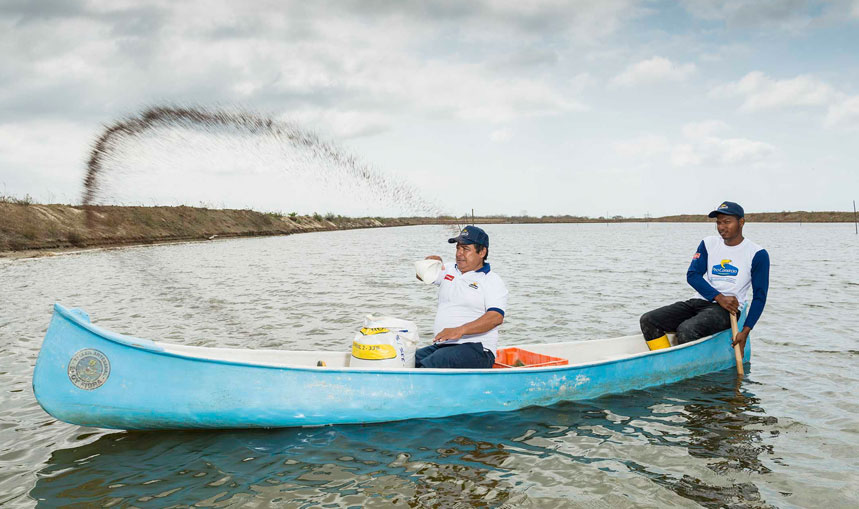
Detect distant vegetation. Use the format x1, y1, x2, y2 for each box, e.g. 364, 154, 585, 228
443, 211, 857, 224
1, 198, 856, 254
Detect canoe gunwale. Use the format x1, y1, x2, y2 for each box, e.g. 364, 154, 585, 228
51, 302, 744, 376
54, 303, 165, 353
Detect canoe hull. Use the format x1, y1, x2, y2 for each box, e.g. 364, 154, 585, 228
33, 304, 750, 430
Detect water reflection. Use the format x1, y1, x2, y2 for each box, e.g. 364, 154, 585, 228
31, 371, 778, 508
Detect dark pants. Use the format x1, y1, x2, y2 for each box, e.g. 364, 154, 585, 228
640, 299, 731, 345
415, 342, 495, 369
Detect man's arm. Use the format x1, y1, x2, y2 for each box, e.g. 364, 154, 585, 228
434, 311, 504, 343
687, 240, 719, 300
732, 249, 770, 353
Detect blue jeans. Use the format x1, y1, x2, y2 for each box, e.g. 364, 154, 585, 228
415, 342, 495, 369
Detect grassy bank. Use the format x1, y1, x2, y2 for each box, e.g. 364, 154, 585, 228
1, 202, 855, 255
0, 203, 421, 255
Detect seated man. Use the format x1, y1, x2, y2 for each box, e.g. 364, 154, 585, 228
416, 226, 508, 369
640, 201, 769, 352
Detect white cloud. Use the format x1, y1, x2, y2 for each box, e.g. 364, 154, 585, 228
825, 95, 859, 128
710, 136, 775, 164
286, 110, 393, 139
569, 72, 597, 94
610, 56, 696, 87
0, 1, 591, 128
379, 61, 584, 122
490, 128, 513, 143
711, 71, 837, 111
613, 121, 774, 168
713, 71, 859, 128
613, 134, 671, 158
680, 120, 774, 166
669, 143, 703, 167
681, 120, 729, 138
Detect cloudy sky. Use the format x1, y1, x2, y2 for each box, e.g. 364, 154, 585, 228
1, 0, 858, 217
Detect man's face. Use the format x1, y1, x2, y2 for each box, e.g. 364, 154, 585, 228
715, 214, 743, 241
455, 242, 486, 272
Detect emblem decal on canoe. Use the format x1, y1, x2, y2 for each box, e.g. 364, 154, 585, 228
68, 349, 110, 390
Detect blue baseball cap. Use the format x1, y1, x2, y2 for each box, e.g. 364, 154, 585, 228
448, 226, 489, 247
708, 201, 744, 218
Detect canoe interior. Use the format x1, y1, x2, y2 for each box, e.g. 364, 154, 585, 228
160, 332, 672, 370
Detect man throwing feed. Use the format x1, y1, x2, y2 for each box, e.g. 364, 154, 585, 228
416, 226, 508, 369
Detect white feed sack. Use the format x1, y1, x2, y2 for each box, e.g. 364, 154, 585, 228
350, 316, 419, 368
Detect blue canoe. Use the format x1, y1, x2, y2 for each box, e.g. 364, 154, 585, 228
33, 303, 750, 430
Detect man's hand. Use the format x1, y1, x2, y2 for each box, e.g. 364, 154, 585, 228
433, 312, 502, 344
434, 327, 464, 343
732, 326, 751, 355
418, 255, 444, 281
714, 294, 739, 314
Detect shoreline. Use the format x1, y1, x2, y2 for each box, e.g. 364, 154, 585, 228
2, 203, 856, 258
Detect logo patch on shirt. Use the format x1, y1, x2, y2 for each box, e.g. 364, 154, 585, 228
692, 252, 701, 260
468, 282, 479, 290
444, 274, 455, 281
712, 259, 739, 276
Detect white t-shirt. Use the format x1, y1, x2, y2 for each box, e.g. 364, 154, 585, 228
694, 236, 764, 306
432, 263, 508, 353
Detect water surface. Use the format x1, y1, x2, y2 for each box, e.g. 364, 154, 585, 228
1, 223, 857, 507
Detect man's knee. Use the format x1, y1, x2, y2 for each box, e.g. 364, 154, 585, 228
674, 321, 697, 344
675, 312, 727, 344
417, 343, 490, 369
418, 346, 454, 368
640, 311, 664, 340
639, 311, 655, 331
415, 345, 437, 367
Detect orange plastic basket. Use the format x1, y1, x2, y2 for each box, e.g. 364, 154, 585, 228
493, 347, 568, 369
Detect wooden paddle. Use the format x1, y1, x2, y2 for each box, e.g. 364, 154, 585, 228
730, 312, 744, 377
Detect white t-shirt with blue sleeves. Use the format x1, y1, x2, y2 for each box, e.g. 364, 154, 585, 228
432, 262, 508, 353
687, 236, 770, 329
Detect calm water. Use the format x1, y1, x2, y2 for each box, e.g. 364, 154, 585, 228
1, 223, 857, 507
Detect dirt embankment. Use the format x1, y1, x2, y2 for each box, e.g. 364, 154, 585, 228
2, 203, 855, 257
0, 203, 422, 256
